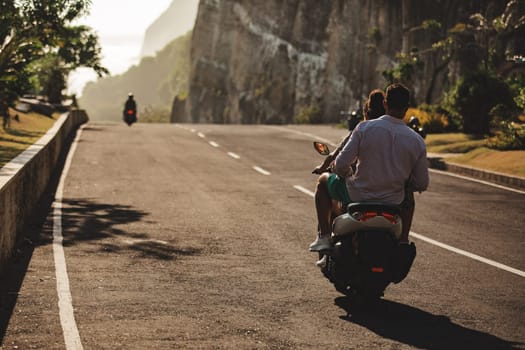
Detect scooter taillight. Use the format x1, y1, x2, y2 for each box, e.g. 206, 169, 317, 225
352, 211, 398, 224
382, 212, 398, 224
352, 211, 379, 221
371, 267, 384, 273
127, 109, 134, 115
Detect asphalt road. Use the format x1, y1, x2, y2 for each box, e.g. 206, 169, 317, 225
1, 123, 524, 349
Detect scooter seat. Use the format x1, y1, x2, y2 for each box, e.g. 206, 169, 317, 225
347, 202, 401, 216
333, 202, 403, 239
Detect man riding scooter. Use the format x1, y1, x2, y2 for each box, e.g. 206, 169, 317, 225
309, 83, 429, 255
123, 93, 137, 126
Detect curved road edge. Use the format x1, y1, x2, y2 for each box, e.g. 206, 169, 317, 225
427, 154, 525, 192
0, 109, 88, 271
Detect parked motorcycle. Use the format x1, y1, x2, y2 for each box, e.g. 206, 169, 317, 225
123, 108, 137, 126
312, 141, 416, 301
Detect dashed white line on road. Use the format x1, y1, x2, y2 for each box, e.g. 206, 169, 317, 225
209, 141, 219, 147
292, 184, 525, 278
293, 185, 315, 197
253, 166, 271, 175
181, 125, 524, 277
53, 125, 85, 350
228, 152, 240, 159
172, 124, 193, 133
197, 132, 205, 138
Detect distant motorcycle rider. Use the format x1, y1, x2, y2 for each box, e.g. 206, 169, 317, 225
124, 93, 136, 112
123, 93, 137, 125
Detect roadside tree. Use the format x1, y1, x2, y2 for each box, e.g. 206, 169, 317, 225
441, 0, 525, 134
385, 0, 525, 135
0, 0, 107, 107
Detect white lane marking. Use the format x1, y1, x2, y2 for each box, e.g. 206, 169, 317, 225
293, 185, 315, 197
197, 132, 205, 138
228, 152, 240, 159
429, 168, 525, 195
253, 166, 271, 175
172, 124, 193, 133
410, 232, 525, 278
293, 184, 525, 278
209, 141, 219, 148
53, 125, 85, 350
264, 125, 338, 147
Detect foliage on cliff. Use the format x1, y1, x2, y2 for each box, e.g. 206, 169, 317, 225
80, 31, 191, 122
387, 0, 525, 138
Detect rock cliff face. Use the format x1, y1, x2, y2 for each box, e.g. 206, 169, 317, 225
140, 0, 199, 58
175, 0, 499, 124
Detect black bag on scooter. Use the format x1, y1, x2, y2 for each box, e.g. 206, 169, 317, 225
391, 242, 416, 283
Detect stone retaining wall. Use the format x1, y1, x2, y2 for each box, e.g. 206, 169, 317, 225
0, 109, 88, 270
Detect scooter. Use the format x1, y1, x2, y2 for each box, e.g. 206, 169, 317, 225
408, 116, 427, 139
123, 108, 137, 126
312, 141, 416, 301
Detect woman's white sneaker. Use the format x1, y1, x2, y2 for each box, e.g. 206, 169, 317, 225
308, 236, 332, 252
316, 255, 328, 268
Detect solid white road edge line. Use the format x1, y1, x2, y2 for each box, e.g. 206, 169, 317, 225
53, 125, 85, 350
293, 184, 525, 278
267, 126, 523, 195
429, 168, 525, 195
253, 166, 271, 175
264, 125, 338, 147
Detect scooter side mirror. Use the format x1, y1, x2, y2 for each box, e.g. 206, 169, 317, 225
313, 142, 330, 155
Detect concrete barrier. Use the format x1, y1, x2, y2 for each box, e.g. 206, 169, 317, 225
0, 109, 88, 270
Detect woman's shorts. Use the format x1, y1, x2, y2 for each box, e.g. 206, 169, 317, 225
326, 173, 351, 206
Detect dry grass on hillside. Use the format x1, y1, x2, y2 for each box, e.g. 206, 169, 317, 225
447, 148, 525, 177
0, 109, 58, 167
426, 133, 525, 177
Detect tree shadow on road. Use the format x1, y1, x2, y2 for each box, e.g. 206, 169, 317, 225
0, 195, 201, 345
61, 198, 149, 243
0, 135, 200, 345
335, 297, 524, 349
61, 197, 201, 260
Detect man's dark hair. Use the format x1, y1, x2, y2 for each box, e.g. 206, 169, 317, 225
385, 83, 410, 111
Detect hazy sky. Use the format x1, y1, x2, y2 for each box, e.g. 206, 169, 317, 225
68, 0, 198, 96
